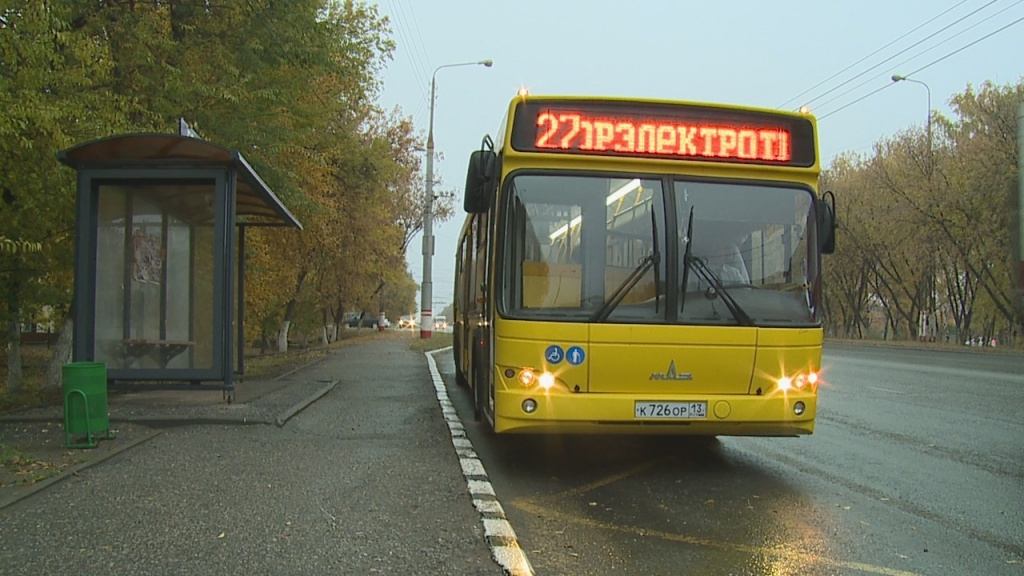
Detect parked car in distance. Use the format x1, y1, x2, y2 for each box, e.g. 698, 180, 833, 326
346, 313, 384, 329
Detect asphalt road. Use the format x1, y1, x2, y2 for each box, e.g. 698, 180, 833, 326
437, 342, 1024, 576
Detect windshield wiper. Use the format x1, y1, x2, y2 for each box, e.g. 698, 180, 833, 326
680, 206, 695, 313
591, 211, 660, 323
687, 257, 755, 326
680, 207, 754, 326
651, 209, 661, 313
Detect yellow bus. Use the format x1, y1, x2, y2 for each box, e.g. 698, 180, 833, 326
453, 93, 836, 435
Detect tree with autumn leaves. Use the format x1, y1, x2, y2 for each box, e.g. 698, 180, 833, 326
3, 3, 1021, 400
822, 80, 1023, 346
1, 0, 442, 392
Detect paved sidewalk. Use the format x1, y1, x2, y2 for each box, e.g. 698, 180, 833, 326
0, 336, 501, 575
0, 350, 338, 511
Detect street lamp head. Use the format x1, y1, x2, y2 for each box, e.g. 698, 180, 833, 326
480, 59, 494, 67
892, 74, 906, 82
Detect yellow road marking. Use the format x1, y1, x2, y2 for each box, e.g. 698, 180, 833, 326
514, 498, 921, 576
550, 459, 668, 497
513, 460, 923, 576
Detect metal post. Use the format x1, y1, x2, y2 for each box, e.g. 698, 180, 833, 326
892, 74, 935, 340
420, 74, 437, 339
1016, 102, 1024, 328
419, 59, 493, 338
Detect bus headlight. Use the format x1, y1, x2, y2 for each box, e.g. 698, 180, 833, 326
776, 371, 819, 391
514, 368, 558, 391
538, 372, 555, 390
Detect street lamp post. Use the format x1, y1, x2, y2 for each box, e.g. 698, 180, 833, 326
892, 73, 936, 341
891, 74, 932, 172
420, 59, 493, 338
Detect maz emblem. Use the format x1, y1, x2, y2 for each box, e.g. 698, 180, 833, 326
649, 360, 693, 381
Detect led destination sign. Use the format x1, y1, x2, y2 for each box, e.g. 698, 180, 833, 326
511, 100, 816, 167
536, 112, 790, 160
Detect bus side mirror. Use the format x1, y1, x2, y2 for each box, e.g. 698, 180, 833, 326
464, 147, 498, 214
818, 190, 837, 255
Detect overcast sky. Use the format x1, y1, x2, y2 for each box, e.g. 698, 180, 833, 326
374, 0, 1023, 312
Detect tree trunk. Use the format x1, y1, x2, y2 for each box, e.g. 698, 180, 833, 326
276, 320, 291, 353
6, 318, 22, 394
4, 272, 22, 393
276, 269, 307, 353
42, 317, 73, 391
332, 301, 346, 338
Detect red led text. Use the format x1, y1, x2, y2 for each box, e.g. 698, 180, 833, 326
534, 111, 792, 162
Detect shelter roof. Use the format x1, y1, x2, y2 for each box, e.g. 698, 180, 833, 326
58, 133, 301, 229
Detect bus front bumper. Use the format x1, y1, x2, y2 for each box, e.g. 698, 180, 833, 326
493, 389, 816, 436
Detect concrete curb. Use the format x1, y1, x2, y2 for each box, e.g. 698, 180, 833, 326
0, 428, 164, 512
0, 414, 62, 424
275, 381, 336, 427
1, 411, 274, 427
112, 416, 272, 426
424, 348, 534, 576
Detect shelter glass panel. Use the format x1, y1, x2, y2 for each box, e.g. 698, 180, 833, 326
93, 180, 216, 370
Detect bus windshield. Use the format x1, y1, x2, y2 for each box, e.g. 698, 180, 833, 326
499, 173, 819, 327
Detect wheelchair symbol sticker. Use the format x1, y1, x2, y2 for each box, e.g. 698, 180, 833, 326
545, 345, 564, 364
566, 346, 585, 365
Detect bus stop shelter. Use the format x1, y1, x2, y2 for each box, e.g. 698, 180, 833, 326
58, 133, 302, 400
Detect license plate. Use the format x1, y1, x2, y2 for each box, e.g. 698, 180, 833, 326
634, 401, 707, 419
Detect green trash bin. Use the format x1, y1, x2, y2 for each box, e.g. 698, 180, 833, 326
63, 362, 114, 449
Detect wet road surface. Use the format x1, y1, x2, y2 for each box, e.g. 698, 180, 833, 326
436, 342, 1024, 575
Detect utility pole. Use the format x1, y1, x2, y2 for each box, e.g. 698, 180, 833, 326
419, 59, 493, 338
892, 74, 936, 342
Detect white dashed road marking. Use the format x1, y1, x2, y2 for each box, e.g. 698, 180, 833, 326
426, 348, 534, 576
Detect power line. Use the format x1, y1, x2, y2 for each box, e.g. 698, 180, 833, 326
384, 0, 433, 124
818, 12, 1024, 120
902, 11, 1024, 77
777, 0, 971, 109
816, 83, 893, 121
383, 0, 430, 94
388, 0, 431, 84
816, 2, 1021, 115
398, 1, 434, 124
402, 1, 434, 74
797, 0, 1002, 110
